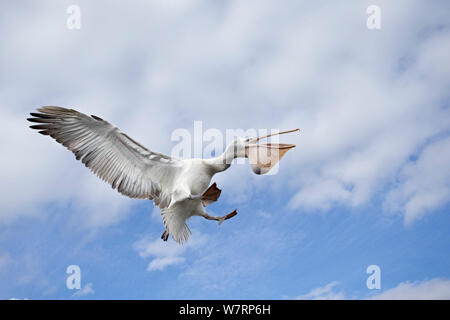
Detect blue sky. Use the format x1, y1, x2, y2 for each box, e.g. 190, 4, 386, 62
1, 0, 450, 299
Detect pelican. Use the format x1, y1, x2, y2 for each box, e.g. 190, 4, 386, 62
28, 107, 299, 243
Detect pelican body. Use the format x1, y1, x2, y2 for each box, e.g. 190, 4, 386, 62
28, 107, 299, 243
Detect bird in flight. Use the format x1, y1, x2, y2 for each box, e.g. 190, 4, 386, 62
28, 107, 299, 243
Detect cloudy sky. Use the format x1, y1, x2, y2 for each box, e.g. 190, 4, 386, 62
1, 0, 449, 299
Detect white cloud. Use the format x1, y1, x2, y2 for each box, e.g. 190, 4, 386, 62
133, 231, 206, 272
73, 283, 94, 297
371, 278, 450, 300
289, 179, 351, 211
1, 0, 449, 300
147, 256, 185, 272
295, 281, 345, 300
0, 0, 449, 229
383, 137, 450, 225
294, 278, 450, 300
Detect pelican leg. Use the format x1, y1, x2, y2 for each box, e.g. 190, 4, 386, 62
161, 230, 169, 241
201, 209, 237, 225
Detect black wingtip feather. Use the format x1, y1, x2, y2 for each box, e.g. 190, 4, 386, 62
29, 124, 53, 130
30, 112, 53, 119
91, 115, 103, 121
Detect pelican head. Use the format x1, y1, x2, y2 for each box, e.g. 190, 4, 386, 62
225, 128, 300, 175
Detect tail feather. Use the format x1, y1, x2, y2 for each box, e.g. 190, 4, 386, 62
161, 205, 192, 244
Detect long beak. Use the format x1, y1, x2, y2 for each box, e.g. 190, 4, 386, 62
250, 128, 300, 143
246, 128, 300, 175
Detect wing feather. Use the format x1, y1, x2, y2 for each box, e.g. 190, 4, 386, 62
28, 106, 180, 206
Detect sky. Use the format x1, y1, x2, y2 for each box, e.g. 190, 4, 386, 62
0, 0, 450, 299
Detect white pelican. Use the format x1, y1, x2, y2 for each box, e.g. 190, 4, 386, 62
28, 107, 299, 243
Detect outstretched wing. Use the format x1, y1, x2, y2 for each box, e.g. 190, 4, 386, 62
28, 106, 181, 208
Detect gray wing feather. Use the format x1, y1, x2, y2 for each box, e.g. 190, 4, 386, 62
28, 106, 179, 206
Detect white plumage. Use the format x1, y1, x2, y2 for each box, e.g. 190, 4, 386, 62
28, 107, 298, 243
